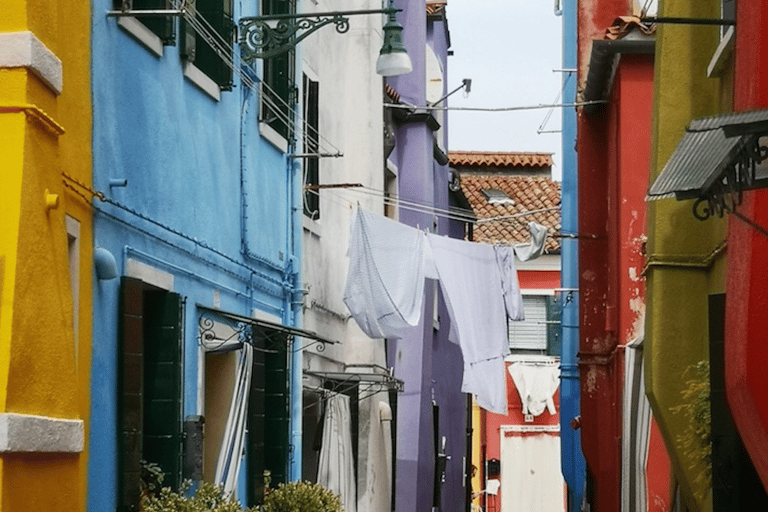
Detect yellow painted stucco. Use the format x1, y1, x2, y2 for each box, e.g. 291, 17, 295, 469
645, 1, 728, 510
0, 0, 92, 509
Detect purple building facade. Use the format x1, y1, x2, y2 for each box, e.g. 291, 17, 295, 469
386, 2, 471, 511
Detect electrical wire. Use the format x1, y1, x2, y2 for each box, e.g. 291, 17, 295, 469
537, 72, 572, 134
384, 100, 606, 113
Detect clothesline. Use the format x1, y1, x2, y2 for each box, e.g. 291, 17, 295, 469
313, 183, 561, 227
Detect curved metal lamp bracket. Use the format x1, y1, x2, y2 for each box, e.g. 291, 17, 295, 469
239, 7, 398, 61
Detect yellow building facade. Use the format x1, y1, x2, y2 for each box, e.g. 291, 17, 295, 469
0, 0, 92, 510
645, 1, 730, 511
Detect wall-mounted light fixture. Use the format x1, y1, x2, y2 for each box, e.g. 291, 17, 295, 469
239, 0, 412, 76
94, 248, 118, 280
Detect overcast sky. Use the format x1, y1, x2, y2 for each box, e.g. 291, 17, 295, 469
446, 0, 564, 180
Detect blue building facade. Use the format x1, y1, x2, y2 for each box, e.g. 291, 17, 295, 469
89, 1, 306, 509
558, 0, 586, 510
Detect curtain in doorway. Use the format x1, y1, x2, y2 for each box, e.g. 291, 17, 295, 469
500, 432, 565, 512
621, 334, 650, 512
318, 393, 357, 512
215, 342, 254, 496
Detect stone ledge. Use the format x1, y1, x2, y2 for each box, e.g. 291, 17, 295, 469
0, 413, 84, 453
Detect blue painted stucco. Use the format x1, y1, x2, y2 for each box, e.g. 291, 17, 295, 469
386, 2, 468, 511
88, 0, 303, 509
559, 0, 586, 509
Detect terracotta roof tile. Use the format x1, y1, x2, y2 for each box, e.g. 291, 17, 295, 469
426, 1, 447, 15
459, 173, 561, 253
449, 151, 553, 169
604, 15, 656, 40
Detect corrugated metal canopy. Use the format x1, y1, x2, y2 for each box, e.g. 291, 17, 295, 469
648, 109, 768, 200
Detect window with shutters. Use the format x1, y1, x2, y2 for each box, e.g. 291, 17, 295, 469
181, 0, 235, 90
508, 295, 561, 356
114, 0, 177, 46
247, 329, 291, 506
260, 0, 297, 141
303, 73, 320, 219
118, 277, 184, 512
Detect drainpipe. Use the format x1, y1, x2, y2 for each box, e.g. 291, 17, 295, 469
560, 0, 586, 509
288, 155, 303, 482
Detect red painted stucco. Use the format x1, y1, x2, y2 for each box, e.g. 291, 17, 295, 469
578, 42, 654, 511
517, 270, 560, 290
725, 0, 768, 492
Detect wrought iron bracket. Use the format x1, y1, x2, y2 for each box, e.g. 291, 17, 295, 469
239, 7, 398, 61
693, 134, 768, 220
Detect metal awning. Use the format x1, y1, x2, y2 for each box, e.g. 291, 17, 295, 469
647, 109, 768, 219
198, 305, 338, 353
305, 369, 404, 393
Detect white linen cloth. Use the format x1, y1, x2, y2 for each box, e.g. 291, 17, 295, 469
494, 246, 525, 321
513, 222, 548, 262
428, 233, 510, 414
343, 208, 432, 339
214, 343, 253, 496
318, 394, 357, 512
507, 362, 560, 416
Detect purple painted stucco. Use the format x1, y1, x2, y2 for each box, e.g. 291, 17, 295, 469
386, 3, 467, 511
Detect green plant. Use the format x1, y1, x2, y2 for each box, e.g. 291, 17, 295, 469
670, 360, 711, 500
142, 481, 255, 512
259, 481, 342, 512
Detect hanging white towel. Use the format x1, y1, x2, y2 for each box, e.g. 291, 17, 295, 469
494, 246, 525, 321
344, 208, 431, 339
428, 233, 509, 415
513, 222, 549, 262
508, 362, 560, 416
318, 394, 357, 512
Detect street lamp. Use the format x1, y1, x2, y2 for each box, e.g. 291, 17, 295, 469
239, 1, 412, 76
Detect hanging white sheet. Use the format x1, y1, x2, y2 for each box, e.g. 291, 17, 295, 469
513, 222, 549, 262
343, 208, 433, 339
214, 342, 253, 496
428, 233, 510, 415
318, 394, 357, 512
508, 362, 561, 416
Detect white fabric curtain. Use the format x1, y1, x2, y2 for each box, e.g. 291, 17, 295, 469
621, 335, 650, 512
500, 432, 566, 512
214, 342, 253, 496
318, 394, 357, 512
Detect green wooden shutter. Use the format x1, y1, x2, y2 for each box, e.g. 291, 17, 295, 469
118, 277, 145, 512
303, 74, 320, 218
247, 326, 267, 505
195, 0, 235, 89
546, 295, 562, 357
180, 0, 197, 61
262, 0, 296, 139
143, 290, 184, 490
130, 0, 177, 45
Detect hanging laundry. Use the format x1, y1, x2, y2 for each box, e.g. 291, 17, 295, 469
343, 208, 432, 339
513, 222, 549, 262
495, 245, 525, 321
428, 233, 510, 415
508, 361, 561, 416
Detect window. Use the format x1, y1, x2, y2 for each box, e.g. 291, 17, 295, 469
482, 188, 514, 205
246, 327, 291, 505
261, 0, 297, 139
181, 0, 235, 90
508, 295, 561, 356
66, 216, 80, 362
118, 277, 183, 511
303, 73, 320, 219
115, 0, 177, 45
